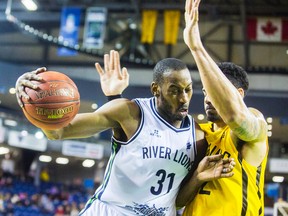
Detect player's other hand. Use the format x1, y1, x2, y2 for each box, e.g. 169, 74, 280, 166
196, 154, 235, 182
15, 67, 46, 107
95, 50, 129, 96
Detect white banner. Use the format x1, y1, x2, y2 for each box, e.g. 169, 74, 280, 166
83, 7, 107, 49
0, 126, 5, 143
62, 140, 104, 159
269, 158, 288, 173
8, 130, 47, 152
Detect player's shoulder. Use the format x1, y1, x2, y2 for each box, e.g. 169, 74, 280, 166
104, 98, 140, 117
194, 121, 206, 140
247, 107, 265, 120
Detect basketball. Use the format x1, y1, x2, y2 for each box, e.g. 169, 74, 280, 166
21, 71, 80, 130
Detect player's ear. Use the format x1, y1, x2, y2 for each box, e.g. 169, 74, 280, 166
237, 88, 245, 98
151, 82, 159, 97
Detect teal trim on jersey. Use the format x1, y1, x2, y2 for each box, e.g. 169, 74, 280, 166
78, 195, 97, 215
95, 141, 120, 200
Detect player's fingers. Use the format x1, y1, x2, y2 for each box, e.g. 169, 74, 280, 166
95, 63, 104, 76
206, 154, 223, 162
19, 90, 30, 101
20, 79, 38, 89
222, 167, 232, 173
186, 0, 192, 14
122, 67, 129, 79
29, 73, 43, 82
17, 97, 24, 108
34, 67, 47, 74
194, 0, 201, 9
222, 162, 236, 172
221, 172, 234, 178
109, 50, 115, 71
16, 85, 27, 107
104, 54, 109, 74
113, 51, 121, 76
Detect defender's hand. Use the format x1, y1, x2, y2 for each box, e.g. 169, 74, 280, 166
95, 50, 129, 96
196, 154, 235, 182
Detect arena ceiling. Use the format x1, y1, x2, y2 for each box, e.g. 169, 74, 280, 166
0, 0, 288, 71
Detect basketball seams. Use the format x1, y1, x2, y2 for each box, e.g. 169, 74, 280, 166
21, 71, 80, 130
23, 80, 79, 103
22, 100, 80, 105
35, 79, 77, 89
23, 108, 72, 126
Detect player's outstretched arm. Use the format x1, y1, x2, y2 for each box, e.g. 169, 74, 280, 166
95, 50, 129, 97
176, 154, 235, 208
15, 52, 134, 141
184, 0, 267, 144
15, 67, 46, 107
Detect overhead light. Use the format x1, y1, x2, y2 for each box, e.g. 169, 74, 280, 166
197, 114, 205, 121
0, 147, 10, 155
272, 176, 284, 183
9, 88, 16, 94
21, 130, 28, 136
35, 131, 44, 139
56, 157, 69, 165
21, 0, 38, 11
4, 119, 17, 127
91, 103, 98, 110
266, 117, 273, 123
267, 131, 272, 137
39, 155, 52, 162
82, 159, 95, 168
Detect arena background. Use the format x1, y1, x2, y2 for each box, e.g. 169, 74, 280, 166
0, 0, 288, 215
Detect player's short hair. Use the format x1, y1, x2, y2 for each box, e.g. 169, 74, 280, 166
217, 62, 249, 96
153, 58, 188, 85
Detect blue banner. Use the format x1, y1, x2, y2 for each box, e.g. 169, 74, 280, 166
58, 7, 81, 56
83, 7, 107, 49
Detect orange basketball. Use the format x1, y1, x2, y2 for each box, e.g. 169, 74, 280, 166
21, 71, 80, 130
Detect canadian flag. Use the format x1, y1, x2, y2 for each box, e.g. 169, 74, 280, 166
247, 17, 288, 42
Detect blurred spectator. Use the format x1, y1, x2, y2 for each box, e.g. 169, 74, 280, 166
40, 167, 50, 182
0, 192, 4, 213
55, 204, 65, 216
70, 201, 79, 216
0, 173, 90, 216
1, 153, 15, 178
39, 193, 55, 213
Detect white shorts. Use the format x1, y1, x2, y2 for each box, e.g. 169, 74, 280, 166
79, 199, 126, 216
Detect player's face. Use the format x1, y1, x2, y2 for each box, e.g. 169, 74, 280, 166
202, 88, 223, 123
157, 69, 193, 125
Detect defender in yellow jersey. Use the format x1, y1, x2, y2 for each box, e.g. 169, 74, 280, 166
176, 0, 269, 215
181, 123, 268, 215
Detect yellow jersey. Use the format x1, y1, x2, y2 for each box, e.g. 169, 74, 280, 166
182, 122, 268, 216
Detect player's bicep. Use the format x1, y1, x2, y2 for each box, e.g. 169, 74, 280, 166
231, 108, 267, 142
60, 112, 115, 139
61, 100, 127, 139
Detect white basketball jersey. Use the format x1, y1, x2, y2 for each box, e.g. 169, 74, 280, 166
82, 97, 197, 216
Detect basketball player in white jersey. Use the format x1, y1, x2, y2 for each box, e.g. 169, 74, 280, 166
15, 50, 235, 216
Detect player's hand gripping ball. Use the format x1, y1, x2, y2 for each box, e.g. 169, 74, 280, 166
21, 71, 80, 130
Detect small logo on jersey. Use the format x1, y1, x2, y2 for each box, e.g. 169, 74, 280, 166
221, 131, 226, 139
150, 129, 161, 138
186, 142, 192, 150
126, 202, 168, 216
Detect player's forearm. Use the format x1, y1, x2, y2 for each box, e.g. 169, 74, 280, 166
176, 171, 203, 208
42, 128, 64, 140
191, 47, 248, 119
191, 48, 261, 140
